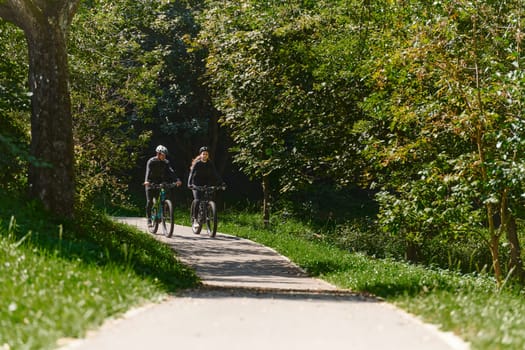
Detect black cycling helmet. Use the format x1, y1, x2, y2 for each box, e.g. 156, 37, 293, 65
155, 145, 168, 155
199, 146, 208, 154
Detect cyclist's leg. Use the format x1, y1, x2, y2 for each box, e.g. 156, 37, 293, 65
146, 187, 153, 225
191, 189, 201, 221
146, 188, 158, 225
191, 190, 203, 234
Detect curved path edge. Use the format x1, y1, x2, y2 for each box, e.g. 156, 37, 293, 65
57, 217, 470, 350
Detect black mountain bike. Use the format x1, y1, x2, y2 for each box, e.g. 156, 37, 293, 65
147, 182, 176, 237
190, 185, 226, 237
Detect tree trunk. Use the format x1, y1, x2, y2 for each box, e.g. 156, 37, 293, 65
505, 215, 525, 283
487, 203, 502, 284
26, 22, 75, 217
0, 0, 79, 218
262, 174, 270, 228
405, 239, 419, 263
487, 204, 502, 285
489, 233, 502, 284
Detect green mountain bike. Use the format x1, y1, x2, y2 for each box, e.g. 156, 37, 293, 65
147, 183, 176, 237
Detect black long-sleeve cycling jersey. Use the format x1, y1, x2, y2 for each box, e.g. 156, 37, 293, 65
187, 159, 222, 187
145, 156, 180, 184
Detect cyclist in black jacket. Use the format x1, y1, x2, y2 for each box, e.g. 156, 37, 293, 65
144, 145, 182, 226
188, 146, 224, 225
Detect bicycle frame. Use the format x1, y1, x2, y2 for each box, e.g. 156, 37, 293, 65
197, 187, 214, 211
147, 183, 175, 237
151, 187, 167, 221
193, 185, 221, 216
191, 185, 225, 237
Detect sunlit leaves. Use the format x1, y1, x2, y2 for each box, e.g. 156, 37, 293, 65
360, 0, 525, 280
200, 0, 366, 197
69, 1, 161, 203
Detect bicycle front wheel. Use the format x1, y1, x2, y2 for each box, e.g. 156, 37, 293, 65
148, 198, 159, 234
161, 199, 174, 237
205, 201, 218, 237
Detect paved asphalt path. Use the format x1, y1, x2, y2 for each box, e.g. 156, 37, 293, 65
59, 217, 469, 350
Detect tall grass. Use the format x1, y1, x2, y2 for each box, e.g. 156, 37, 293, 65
0, 194, 199, 350
218, 209, 525, 350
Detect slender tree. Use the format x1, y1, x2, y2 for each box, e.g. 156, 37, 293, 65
0, 0, 80, 217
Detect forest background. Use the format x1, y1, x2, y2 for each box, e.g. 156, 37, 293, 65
1, 0, 524, 286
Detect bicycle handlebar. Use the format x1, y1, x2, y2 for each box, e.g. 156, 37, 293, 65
147, 182, 179, 189
190, 185, 227, 192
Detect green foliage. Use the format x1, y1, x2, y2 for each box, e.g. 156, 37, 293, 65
273, 184, 378, 227
151, 1, 213, 140
358, 0, 525, 280
199, 1, 366, 195
69, 1, 162, 204
198, 0, 525, 283
375, 168, 484, 246
0, 21, 28, 112
0, 21, 30, 191
69, 0, 217, 203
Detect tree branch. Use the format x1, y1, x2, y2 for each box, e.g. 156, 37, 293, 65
0, 2, 20, 26
0, 0, 45, 31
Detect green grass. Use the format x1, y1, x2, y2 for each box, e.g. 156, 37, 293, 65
0, 194, 199, 350
218, 209, 525, 350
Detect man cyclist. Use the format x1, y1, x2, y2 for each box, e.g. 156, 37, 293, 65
188, 146, 225, 227
144, 145, 182, 227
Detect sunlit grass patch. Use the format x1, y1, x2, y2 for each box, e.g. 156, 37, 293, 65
0, 195, 198, 350
0, 227, 161, 349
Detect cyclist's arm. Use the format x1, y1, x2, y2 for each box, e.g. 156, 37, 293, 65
187, 165, 196, 188
144, 158, 153, 185
165, 160, 182, 185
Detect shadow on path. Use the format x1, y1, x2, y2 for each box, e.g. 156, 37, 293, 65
62, 217, 469, 350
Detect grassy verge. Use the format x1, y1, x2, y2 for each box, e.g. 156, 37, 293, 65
0, 194, 199, 350
219, 209, 525, 350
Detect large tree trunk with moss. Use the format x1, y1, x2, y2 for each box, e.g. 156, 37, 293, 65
0, 0, 80, 217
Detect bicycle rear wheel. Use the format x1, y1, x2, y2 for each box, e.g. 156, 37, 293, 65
161, 199, 174, 237
205, 201, 218, 237
148, 198, 159, 234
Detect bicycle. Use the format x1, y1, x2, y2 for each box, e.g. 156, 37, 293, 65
190, 185, 226, 237
147, 182, 176, 237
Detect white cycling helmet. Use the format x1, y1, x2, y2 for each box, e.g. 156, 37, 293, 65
155, 145, 168, 155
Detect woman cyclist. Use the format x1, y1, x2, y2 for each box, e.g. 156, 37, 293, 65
188, 146, 225, 227
144, 145, 182, 227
